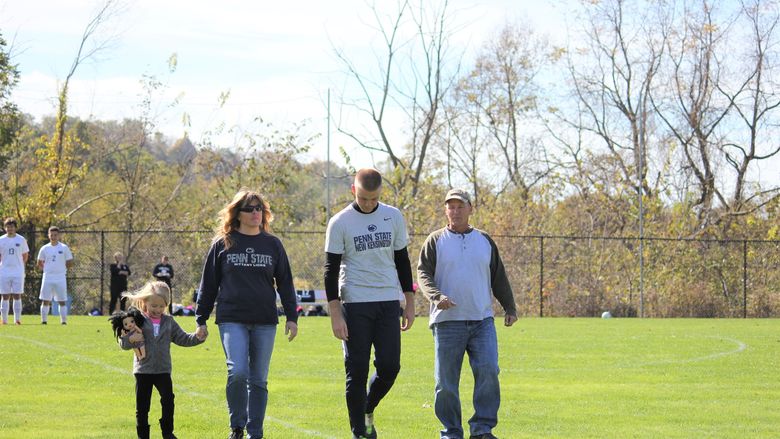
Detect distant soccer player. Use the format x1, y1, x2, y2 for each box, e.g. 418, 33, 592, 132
0, 218, 30, 325
37, 226, 74, 325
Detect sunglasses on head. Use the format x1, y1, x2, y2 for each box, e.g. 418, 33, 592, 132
238, 205, 263, 213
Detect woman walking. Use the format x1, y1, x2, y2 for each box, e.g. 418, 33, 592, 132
195, 189, 299, 439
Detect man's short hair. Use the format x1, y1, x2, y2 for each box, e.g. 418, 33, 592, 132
354, 168, 383, 192
48, 226, 60, 233
3, 218, 17, 227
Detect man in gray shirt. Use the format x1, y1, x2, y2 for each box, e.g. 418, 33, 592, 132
417, 188, 517, 439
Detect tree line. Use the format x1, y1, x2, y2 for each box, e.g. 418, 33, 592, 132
1, 0, 778, 316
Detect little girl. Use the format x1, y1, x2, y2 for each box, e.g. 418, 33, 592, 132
120, 281, 205, 439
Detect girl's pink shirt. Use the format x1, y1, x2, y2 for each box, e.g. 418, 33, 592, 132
141, 310, 162, 325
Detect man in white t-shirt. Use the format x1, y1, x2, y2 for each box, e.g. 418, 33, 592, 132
0, 218, 30, 325
37, 226, 74, 325
324, 168, 416, 439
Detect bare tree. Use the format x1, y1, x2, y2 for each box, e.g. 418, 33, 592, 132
439, 84, 484, 202
651, 1, 734, 230
332, 0, 459, 199
653, 0, 780, 232
442, 22, 553, 204
555, 0, 671, 204
716, 0, 780, 217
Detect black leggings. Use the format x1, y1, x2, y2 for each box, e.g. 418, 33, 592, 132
135, 373, 175, 434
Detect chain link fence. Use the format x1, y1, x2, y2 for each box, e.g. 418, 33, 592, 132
13, 229, 780, 318
487, 235, 780, 318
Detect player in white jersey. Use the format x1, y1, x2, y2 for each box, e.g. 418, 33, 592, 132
37, 226, 74, 325
0, 218, 30, 325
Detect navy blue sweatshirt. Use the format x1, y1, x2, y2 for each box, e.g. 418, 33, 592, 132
196, 231, 298, 326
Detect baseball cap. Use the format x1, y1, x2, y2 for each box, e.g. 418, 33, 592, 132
444, 188, 471, 205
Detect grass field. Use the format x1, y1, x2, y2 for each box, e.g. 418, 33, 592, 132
0, 316, 777, 438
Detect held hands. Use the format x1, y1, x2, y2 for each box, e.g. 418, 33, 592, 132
195, 325, 208, 341
285, 321, 298, 341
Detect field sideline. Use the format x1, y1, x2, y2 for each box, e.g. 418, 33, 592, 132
0, 316, 777, 438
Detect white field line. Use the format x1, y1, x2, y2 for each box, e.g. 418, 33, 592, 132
630, 336, 748, 367
0, 333, 336, 439
502, 335, 749, 373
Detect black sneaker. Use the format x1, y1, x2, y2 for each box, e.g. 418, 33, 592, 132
228, 428, 244, 439
61, 321, 67, 325
470, 434, 498, 439
41, 321, 47, 325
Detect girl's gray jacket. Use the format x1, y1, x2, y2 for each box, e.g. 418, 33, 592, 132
119, 314, 203, 374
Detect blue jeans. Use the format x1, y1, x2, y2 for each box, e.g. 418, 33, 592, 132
432, 318, 500, 439
219, 323, 277, 439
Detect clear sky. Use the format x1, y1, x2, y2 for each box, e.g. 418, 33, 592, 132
0, 0, 568, 168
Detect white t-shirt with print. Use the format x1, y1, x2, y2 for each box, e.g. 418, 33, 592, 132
325, 202, 408, 303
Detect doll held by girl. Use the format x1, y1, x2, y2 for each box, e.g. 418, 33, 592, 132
109, 307, 146, 360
